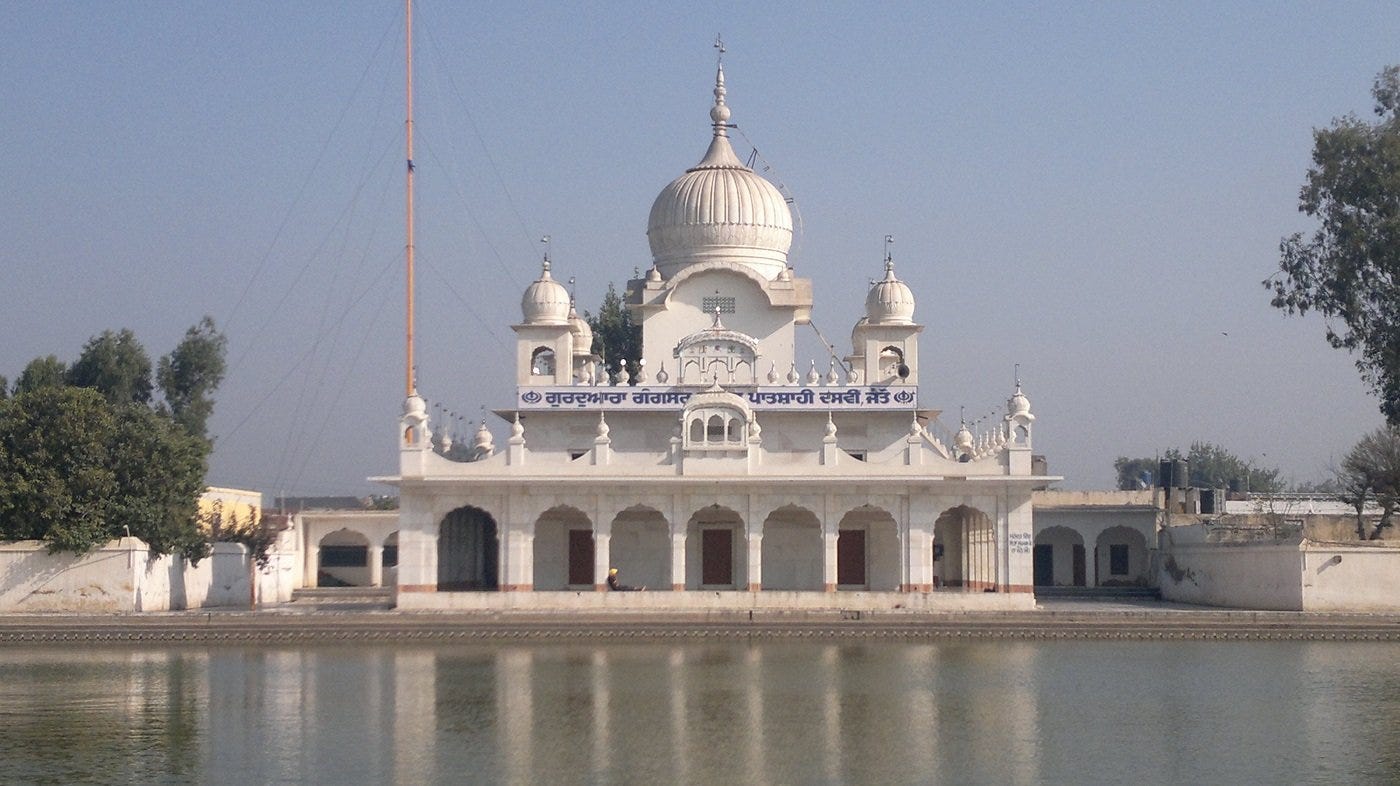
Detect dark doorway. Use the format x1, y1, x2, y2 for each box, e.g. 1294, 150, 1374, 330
1072, 544, 1086, 587
568, 529, 594, 586
1033, 544, 1053, 586
438, 507, 499, 590
701, 529, 733, 586
837, 529, 866, 586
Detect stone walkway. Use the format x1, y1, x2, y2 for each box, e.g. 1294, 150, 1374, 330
2, 599, 1400, 643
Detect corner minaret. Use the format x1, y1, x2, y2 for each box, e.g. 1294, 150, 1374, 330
849, 243, 922, 387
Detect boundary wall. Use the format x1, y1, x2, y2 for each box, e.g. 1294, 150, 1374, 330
1160, 524, 1400, 611
0, 538, 297, 612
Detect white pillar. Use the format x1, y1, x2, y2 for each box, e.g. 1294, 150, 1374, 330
369, 544, 383, 587
822, 527, 838, 592
670, 530, 686, 591
502, 530, 533, 591
594, 532, 612, 592
746, 532, 762, 592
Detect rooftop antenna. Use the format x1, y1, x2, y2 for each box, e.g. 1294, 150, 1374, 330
404, 0, 417, 397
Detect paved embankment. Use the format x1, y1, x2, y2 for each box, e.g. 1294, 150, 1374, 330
4, 603, 1400, 643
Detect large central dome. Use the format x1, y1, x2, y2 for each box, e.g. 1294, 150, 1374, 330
646, 66, 794, 280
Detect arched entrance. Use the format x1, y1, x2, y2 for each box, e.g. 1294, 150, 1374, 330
935, 506, 997, 590
686, 505, 744, 589
836, 505, 899, 591
318, 528, 370, 587
1095, 526, 1149, 587
761, 505, 822, 591
611, 506, 670, 591
533, 506, 592, 590
1034, 526, 1085, 587
438, 506, 498, 591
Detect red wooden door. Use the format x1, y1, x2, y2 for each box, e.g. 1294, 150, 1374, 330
837, 529, 866, 586
568, 530, 594, 586
701, 529, 733, 586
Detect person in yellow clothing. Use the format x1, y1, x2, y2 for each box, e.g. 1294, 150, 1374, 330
606, 567, 643, 591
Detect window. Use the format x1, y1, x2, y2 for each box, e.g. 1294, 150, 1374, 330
702, 296, 736, 315
382, 545, 399, 568
531, 346, 555, 376
1109, 544, 1130, 576
321, 545, 368, 567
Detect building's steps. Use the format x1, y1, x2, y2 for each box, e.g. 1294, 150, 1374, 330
1034, 586, 1161, 601
291, 587, 395, 610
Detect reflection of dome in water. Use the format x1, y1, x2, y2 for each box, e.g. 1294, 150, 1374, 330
646, 65, 793, 280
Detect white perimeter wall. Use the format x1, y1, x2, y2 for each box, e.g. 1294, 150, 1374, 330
0, 537, 299, 612
1160, 525, 1400, 611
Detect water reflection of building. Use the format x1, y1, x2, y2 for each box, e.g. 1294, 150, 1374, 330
380, 63, 1054, 611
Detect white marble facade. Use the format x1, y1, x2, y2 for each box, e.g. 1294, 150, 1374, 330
384, 64, 1051, 608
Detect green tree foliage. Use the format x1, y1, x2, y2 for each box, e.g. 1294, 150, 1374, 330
1113, 457, 1158, 489
107, 406, 211, 560
14, 355, 68, 395
0, 321, 226, 559
1266, 66, 1400, 426
67, 328, 154, 406
584, 282, 641, 381
1113, 442, 1282, 492
1336, 427, 1400, 539
157, 316, 228, 439
0, 387, 118, 550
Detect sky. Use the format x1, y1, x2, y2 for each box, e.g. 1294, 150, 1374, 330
2, 1, 1397, 496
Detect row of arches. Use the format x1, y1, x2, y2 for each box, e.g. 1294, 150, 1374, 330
1032, 526, 1150, 588
316, 529, 399, 588
434, 502, 999, 592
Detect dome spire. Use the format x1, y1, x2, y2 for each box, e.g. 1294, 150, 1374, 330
711, 35, 731, 138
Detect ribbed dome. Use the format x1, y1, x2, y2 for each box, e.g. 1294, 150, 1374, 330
567, 304, 593, 356
864, 259, 916, 324
647, 65, 793, 280
521, 261, 570, 325
1008, 384, 1032, 417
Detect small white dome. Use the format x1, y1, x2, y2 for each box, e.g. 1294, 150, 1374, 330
865, 259, 916, 324
646, 65, 793, 280
568, 304, 593, 356
521, 260, 570, 325
1008, 384, 1032, 418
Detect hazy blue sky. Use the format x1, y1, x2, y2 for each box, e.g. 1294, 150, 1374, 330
2, 1, 1397, 496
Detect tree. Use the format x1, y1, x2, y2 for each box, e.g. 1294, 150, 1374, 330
1112, 442, 1282, 492
1266, 65, 1400, 426
0, 321, 226, 560
0, 387, 118, 550
157, 316, 227, 439
1113, 457, 1158, 489
584, 282, 641, 382
67, 329, 153, 406
14, 355, 67, 395
1336, 427, 1400, 539
107, 405, 211, 560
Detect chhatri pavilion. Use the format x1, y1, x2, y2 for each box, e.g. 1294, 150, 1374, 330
384, 64, 1052, 610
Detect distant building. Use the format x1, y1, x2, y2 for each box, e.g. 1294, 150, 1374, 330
198, 486, 264, 538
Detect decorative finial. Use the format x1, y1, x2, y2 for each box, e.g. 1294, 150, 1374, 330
1014, 363, 1021, 391
540, 235, 552, 272
883, 235, 896, 279
710, 37, 731, 135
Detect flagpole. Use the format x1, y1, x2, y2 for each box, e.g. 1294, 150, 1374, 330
404, 0, 416, 397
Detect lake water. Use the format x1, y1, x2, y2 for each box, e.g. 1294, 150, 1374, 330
2, 639, 1399, 784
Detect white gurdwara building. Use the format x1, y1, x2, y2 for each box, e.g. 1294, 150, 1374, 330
386, 66, 1052, 611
